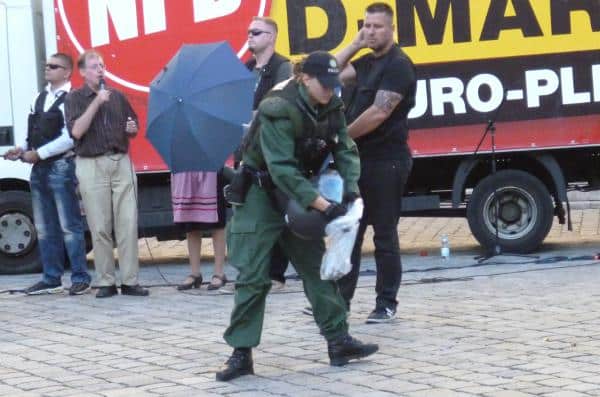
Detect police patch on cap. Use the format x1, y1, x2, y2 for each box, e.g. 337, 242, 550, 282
302, 51, 342, 89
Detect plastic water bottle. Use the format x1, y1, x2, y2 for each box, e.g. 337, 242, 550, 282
318, 169, 344, 204
440, 234, 450, 260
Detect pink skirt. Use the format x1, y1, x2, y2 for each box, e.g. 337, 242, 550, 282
171, 171, 219, 224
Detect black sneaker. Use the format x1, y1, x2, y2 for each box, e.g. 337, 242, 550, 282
69, 282, 91, 296
25, 281, 63, 295
366, 307, 396, 324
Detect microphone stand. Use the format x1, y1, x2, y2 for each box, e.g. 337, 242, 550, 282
472, 93, 537, 263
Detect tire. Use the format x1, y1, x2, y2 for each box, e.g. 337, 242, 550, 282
467, 170, 553, 254
0, 190, 42, 274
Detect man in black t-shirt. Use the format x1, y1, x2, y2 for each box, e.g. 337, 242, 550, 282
335, 2, 416, 323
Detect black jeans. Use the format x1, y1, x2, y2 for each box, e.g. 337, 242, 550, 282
269, 241, 289, 283
338, 154, 412, 310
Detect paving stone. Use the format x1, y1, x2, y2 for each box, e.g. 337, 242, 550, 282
101, 387, 156, 397
484, 391, 536, 397
2, 242, 600, 396
406, 388, 473, 397
543, 392, 589, 397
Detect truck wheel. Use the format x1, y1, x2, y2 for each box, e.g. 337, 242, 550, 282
0, 190, 41, 274
467, 170, 553, 254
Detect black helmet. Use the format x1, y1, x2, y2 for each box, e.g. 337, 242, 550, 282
273, 190, 328, 240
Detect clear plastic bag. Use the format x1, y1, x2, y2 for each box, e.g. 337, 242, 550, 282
320, 198, 364, 280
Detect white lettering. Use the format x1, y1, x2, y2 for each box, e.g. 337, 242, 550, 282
193, 0, 241, 23
89, 0, 168, 46
525, 69, 559, 108
143, 0, 166, 35
560, 67, 591, 105
430, 77, 466, 116
89, 0, 139, 47
506, 89, 524, 100
466, 74, 504, 113
408, 80, 428, 119
592, 64, 600, 102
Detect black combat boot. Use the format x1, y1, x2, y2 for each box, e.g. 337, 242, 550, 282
215, 348, 254, 381
327, 334, 379, 366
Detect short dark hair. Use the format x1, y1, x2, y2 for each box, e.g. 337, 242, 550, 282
51, 52, 73, 70
252, 16, 278, 33
366, 2, 394, 18
77, 50, 103, 70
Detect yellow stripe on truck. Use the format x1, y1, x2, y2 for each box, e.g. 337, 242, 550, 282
270, 0, 600, 63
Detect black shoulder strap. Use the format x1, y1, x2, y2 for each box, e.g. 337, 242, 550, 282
34, 91, 67, 114
47, 92, 67, 112
34, 91, 48, 114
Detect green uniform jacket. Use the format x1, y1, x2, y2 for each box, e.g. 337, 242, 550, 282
244, 80, 360, 209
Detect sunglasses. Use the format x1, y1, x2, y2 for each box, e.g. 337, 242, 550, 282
247, 29, 272, 37
45, 63, 66, 70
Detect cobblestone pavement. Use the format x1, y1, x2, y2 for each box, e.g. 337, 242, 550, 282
2, 244, 600, 396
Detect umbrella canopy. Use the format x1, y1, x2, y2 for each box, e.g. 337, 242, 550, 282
146, 42, 254, 172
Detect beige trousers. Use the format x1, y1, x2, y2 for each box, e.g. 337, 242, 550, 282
76, 154, 139, 286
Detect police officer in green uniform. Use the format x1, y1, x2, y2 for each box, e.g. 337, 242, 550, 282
216, 51, 379, 382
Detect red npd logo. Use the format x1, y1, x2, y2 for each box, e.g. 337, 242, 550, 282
56, 0, 270, 93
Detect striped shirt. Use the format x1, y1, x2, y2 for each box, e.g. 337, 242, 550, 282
64, 83, 137, 157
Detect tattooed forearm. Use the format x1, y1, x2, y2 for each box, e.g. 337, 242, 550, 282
374, 90, 403, 114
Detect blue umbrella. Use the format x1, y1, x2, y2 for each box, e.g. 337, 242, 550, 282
146, 42, 254, 172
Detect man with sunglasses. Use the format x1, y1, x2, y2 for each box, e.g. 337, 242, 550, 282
245, 17, 293, 292
246, 17, 292, 111
4, 53, 92, 296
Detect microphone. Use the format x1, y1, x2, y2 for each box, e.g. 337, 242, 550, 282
99, 77, 106, 90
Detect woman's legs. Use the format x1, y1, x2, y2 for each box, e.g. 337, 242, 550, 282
187, 230, 203, 278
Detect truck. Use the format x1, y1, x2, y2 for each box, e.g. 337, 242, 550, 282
1, 0, 599, 274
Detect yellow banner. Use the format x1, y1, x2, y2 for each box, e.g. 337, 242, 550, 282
270, 0, 600, 64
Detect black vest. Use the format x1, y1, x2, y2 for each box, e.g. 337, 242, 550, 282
27, 91, 67, 150
246, 52, 290, 110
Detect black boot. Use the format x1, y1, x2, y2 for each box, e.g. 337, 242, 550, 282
328, 334, 379, 366
215, 348, 254, 381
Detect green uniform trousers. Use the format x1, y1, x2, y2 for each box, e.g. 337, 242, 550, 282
224, 185, 349, 348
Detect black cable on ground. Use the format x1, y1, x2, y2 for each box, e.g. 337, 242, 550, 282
0, 289, 27, 295
283, 253, 600, 283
